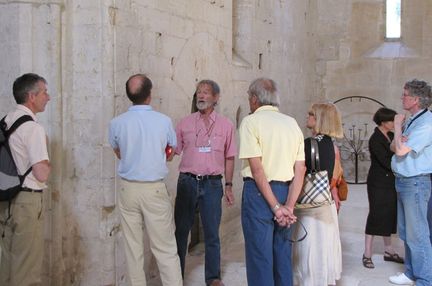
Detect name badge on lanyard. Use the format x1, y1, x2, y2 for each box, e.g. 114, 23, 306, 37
198, 146, 211, 153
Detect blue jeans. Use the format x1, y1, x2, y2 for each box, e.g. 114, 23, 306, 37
428, 175, 432, 244
174, 173, 223, 285
241, 180, 293, 286
396, 175, 432, 286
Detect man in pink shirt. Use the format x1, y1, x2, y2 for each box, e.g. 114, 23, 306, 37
174, 79, 237, 286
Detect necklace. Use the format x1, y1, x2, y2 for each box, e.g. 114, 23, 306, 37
195, 113, 216, 147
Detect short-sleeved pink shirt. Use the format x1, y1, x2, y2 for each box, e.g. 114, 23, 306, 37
175, 111, 237, 175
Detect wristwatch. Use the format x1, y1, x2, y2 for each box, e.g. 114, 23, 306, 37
225, 182, 233, 187
272, 203, 281, 213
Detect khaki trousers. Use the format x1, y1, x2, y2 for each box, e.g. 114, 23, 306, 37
0, 191, 44, 286
119, 179, 182, 286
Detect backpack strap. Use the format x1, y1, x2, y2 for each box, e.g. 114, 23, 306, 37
1, 115, 35, 227
0, 116, 6, 133
1, 114, 34, 167
5, 115, 34, 178
4, 115, 33, 138
20, 167, 33, 183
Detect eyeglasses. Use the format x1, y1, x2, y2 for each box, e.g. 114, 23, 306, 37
402, 90, 418, 98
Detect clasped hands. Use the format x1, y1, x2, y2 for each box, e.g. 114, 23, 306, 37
273, 205, 297, 227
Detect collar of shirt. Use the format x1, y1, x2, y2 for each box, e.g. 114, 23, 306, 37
404, 108, 427, 131
195, 110, 217, 122
409, 108, 426, 120
17, 104, 37, 121
128, 105, 152, 112
254, 105, 280, 114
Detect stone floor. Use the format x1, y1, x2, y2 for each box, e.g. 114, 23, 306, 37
152, 184, 406, 286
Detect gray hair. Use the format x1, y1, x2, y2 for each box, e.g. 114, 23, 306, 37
248, 78, 280, 107
13, 73, 47, 104
404, 79, 432, 109
197, 79, 220, 96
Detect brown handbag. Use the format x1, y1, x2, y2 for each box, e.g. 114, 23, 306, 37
337, 175, 348, 201
333, 144, 349, 201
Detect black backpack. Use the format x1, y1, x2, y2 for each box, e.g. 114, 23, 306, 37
0, 115, 33, 202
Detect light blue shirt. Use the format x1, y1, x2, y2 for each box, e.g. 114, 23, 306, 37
391, 109, 432, 177
108, 105, 176, 181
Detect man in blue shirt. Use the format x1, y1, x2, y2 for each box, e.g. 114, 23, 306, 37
389, 79, 432, 286
108, 74, 182, 286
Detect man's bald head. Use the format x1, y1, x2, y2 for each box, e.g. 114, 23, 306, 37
125, 74, 153, 104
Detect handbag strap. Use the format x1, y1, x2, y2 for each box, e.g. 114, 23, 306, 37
310, 138, 321, 172
289, 220, 308, 243
278, 220, 308, 243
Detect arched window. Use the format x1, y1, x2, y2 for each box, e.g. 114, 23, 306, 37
386, 0, 401, 39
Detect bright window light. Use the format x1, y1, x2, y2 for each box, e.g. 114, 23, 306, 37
386, 0, 401, 39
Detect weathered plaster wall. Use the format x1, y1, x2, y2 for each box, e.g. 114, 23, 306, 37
0, 1, 63, 284
59, 1, 119, 285
316, 0, 432, 182
110, 0, 316, 282
0, 0, 315, 285
4, 0, 430, 284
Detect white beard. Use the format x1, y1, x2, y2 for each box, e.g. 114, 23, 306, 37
196, 100, 214, 110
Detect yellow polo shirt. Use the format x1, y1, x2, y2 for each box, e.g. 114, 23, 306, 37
239, 105, 305, 181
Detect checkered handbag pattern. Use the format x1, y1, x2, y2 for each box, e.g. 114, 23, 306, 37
296, 138, 333, 208
297, 170, 332, 206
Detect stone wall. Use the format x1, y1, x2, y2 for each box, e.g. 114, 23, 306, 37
1, 0, 430, 284
0, 0, 315, 284
315, 0, 432, 183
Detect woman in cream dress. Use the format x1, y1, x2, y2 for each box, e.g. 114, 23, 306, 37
292, 102, 343, 286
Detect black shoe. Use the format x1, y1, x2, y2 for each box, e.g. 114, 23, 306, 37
384, 251, 404, 264
362, 254, 375, 269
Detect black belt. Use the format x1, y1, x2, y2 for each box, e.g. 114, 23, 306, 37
21, 187, 43, 193
243, 177, 289, 185
182, 172, 222, 181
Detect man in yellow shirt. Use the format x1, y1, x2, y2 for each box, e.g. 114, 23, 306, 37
239, 78, 306, 286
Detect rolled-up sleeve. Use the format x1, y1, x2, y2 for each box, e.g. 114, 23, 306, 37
108, 120, 118, 149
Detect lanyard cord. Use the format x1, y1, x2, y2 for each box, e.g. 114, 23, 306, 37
195, 113, 217, 147
404, 109, 427, 132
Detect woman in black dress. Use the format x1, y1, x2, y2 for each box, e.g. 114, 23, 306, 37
362, 107, 403, 268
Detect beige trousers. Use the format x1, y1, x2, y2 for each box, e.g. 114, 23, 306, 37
119, 179, 182, 286
0, 191, 44, 286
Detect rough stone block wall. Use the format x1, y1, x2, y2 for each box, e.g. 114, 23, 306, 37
0, 0, 314, 284
317, 0, 432, 183
2, 0, 430, 285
